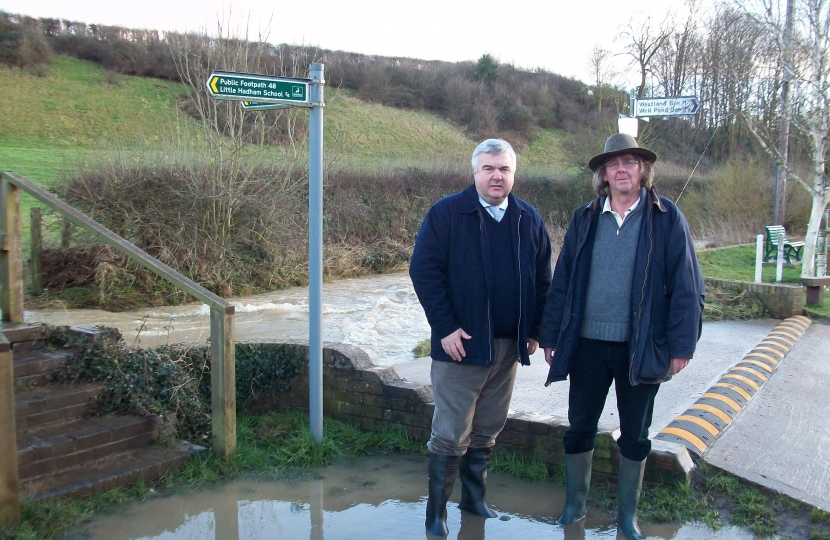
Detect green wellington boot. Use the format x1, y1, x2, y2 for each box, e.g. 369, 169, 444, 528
458, 447, 498, 518
556, 450, 593, 525
617, 455, 647, 540
425, 453, 461, 537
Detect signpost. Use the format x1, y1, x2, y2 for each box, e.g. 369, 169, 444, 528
241, 101, 294, 111
205, 66, 326, 445
634, 96, 700, 118
206, 71, 311, 107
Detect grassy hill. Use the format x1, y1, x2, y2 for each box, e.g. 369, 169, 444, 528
0, 55, 567, 182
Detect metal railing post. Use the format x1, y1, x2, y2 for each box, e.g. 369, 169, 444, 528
0, 334, 20, 525
0, 179, 24, 322
210, 307, 236, 458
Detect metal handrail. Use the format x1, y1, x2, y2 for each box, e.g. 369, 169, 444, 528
0, 171, 236, 460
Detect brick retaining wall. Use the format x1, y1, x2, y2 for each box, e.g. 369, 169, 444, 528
245, 340, 693, 486
706, 278, 803, 319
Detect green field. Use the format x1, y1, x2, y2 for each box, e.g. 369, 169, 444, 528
0, 55, 567, 182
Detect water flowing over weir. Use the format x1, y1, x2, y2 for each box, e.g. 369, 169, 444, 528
24, 273, 431, 366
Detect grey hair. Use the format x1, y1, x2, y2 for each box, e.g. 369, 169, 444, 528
471, 138, 517, 172
592, 157, 654, 197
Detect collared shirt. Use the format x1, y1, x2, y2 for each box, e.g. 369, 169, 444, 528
479, 196, 509, 222
602, 195, 641, 227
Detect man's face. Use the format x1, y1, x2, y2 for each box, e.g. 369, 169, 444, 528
602, 153, 642, 198
473, 152, 515, 206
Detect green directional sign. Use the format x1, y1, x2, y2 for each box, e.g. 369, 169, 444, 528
206, 71, 311, 107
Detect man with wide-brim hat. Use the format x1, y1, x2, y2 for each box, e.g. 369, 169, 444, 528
537, 133, 705, 539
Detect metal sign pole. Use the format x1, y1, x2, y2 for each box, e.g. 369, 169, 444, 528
308, 63, 325, 444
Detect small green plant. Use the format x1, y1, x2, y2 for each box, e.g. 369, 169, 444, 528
489, 451, 550, 481
412, 338, 430, 358
814, 508, 830, 524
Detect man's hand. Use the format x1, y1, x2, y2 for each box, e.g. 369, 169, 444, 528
441, 328, 472, 361
527, 338, 539, 356
544, 347, 554, 366
670, 358, 690, 375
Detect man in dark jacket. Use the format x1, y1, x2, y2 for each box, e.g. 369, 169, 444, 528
410, 138, 552, 537
538, 133, 704, 540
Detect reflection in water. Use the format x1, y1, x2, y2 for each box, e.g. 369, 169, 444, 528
25, 273, 430, 366
83, 455, 757, 540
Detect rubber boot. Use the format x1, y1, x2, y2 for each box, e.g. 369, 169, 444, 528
556, 450, 593, 525
458, 447, 498, 518
617, 455, 646, 540
426, 453, 461, 537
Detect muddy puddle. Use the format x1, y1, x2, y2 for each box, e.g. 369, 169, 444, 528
81, 454, 764, 540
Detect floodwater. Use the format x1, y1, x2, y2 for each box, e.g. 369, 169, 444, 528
25, 273, 430, 367
82, 454, 763, 540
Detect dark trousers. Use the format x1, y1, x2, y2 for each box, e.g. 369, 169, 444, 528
563, 338, 660, 462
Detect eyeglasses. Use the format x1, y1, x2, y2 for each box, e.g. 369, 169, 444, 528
604, 159, 640, 171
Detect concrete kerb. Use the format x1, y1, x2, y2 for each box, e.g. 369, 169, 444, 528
654, 315, 812, 458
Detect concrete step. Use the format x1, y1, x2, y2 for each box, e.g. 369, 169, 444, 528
19, 442, 205, 501
17, 415, 158, 482
14, 383, 105, 432
13, 349, 73, 390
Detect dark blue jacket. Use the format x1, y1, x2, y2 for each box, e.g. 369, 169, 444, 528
410, 184, 552, 366
538, 188, 705, 385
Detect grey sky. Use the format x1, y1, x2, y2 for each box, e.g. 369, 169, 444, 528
2, 0, 714, 85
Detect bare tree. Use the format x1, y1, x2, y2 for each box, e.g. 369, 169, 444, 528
587, 45, 619, 112
742, 0, 830, 276
653, 0, 701, 97
617, 15, 672, 98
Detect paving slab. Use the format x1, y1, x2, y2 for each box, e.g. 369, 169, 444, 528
704, 322, 830, 511
392, 319, 779, 434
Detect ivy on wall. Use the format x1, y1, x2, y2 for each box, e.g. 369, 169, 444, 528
47, 327, 306, 443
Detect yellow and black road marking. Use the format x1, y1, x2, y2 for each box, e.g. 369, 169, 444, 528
654, 315, 812, 457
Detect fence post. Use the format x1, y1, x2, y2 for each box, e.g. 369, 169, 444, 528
0, 334, 20, 526
755, 234, 764, 283
30, 207, 42, 296
0, 180, 24, 322
61, 219, 71, 249
776, 234, 785, 283
210, 307, 236, 458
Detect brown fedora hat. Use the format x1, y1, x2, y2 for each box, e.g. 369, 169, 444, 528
588, 133, 657, 172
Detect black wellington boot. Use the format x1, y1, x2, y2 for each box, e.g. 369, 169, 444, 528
617, 455, 647, 540
426, 453, 461, 537
458, 447, 498, 518
556, 450, 593, 525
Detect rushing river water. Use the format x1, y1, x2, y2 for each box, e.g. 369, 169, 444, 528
25, 273, 430, 367
81, 454, 762, 540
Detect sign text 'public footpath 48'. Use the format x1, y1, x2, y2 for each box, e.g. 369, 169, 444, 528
634, 96, 700, 117
206, 71, 312, 107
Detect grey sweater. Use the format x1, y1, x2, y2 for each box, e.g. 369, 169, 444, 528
580, 194, 644, 342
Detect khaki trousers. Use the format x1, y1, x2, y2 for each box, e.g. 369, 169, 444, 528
428, 338, 519, 456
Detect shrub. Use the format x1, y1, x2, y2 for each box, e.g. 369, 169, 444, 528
0, 13, 51, 68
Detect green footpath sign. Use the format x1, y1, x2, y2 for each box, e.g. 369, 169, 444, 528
206, 71, 311, 107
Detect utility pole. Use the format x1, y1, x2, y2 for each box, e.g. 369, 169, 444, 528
773, 0, 795, 226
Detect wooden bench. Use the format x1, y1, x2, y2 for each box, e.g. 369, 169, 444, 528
802, 276, 830, 306
764, 225, 805, 263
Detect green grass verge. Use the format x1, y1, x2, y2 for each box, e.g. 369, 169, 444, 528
0, 57, 185, 149
0, 412, 425, 540
697, 244, 803, 284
